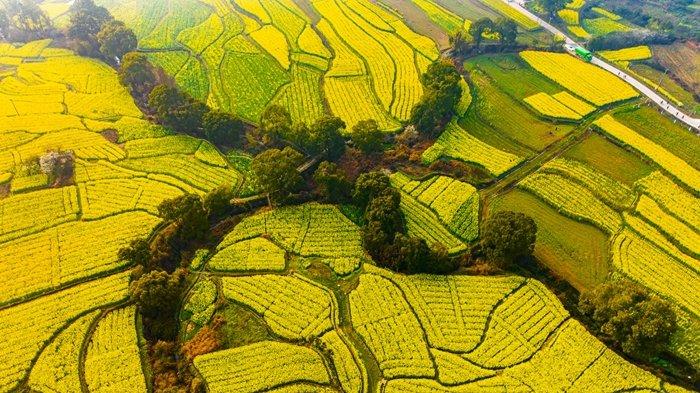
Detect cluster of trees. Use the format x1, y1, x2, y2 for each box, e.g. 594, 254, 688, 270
66, 0, 137, 61
536, 0, 568, 18
588, 30, 675, 51
118, 54, 244, 147
579, 279, 677, 361
410, 60, 463, 136
120, 187, 239, 392
479, 211, 537, 270
121, 186, 236, 338
0, 0, 136, 62
0, 0, 52, 42
249, 105, 385, 206
355, 171, 458, 274
451, 17, 518, 55
256, 105, 347, 160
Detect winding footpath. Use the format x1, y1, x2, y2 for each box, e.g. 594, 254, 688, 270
499, 0, 700, 131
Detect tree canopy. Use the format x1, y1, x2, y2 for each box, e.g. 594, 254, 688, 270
469, 18, 495, 48
202, 110, 244, 147
68, 0, 112, 40
96, 20, 137, 61
119, 52, 157, 98
537, 0, 567, 17
579, 279, 677, 360
495, 18, 518, 46
305, 115, 346, 160
480, 211, 537, 269
351, 119, 383, 154
129, 268, 188, 339
148, 84, 207, 133
157, 194, 210, 243
410, 60, 462, 136
313, 161, 351, 203
1, 0, 52, 41
352, 170, 393, 210
258, 104, 292, 145
251, 147, 304, 204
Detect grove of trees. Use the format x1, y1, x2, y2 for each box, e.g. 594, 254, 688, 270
410, 60, 463, 136
355, 171, 458, 274
480, 211, 538, 269
579, 279, 677, 360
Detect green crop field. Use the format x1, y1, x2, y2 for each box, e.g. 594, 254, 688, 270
3, 0, 700, 390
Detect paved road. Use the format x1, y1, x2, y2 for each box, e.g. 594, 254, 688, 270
499, 0, 700, 131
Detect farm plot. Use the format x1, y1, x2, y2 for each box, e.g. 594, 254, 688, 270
599, 45, 652, 62
349, 273, 435, 379
398, 191, 468, 254
460, 67, 574, 153
191, 226, 690, 392
0, 271, 130, 392
490, 189, 611, 290
0, 211, 160, 306
319, 330, 368, 393
0, 43, 252, 391
410, 0, 465, 35
221, 274, 335, 340
84, 306, 148, 393
520, 172, 623, 234
521, 51, 638, 106
564, 133, 654, 186
515, 137, 697, 350
391, 273, 525, 353
501, 319, 665, 392
422, 120, 524, 176
194, 341, 331, 393
217, 203, 363, 274
506, 116, 699, 366
346, 265, 683, 391
627, 63, 699, 115
391, 172, 480, 242
594, 115, 700, 191
612, 106, 700, 170
314, 0, 431, 127
540, 158, 635, 209
582, 16, 632, 36
612, 228, 699, 317
464, 279, 569, 368
636, 171, 700, 230
182, 279, 217, 327
100, 0, 439, 128
209, 237, 287, 272
27, 310, 101, 393
524, 92, 583, 120
480, 0, 539, 30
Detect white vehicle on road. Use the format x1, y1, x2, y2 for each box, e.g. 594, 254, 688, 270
497, 0, 699, 131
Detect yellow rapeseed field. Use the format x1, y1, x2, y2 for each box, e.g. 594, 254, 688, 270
524, 92, 583, 120
594, 115, 700, 191
599, 45, 653, 62
521, 51, 638, 105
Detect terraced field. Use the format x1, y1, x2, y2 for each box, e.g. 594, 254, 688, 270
91, 0, 444, 130
188, 218, 691, 392
0, 41, 247, 392
4, 0, 700, 390
494, 113, 700, 366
